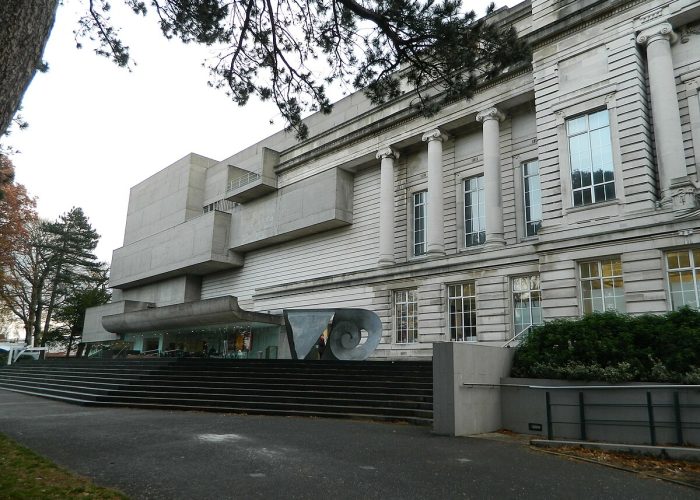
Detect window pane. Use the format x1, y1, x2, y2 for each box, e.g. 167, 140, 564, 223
395, 289, 418, 343
579, 259, 625, 313
567, 115, 587, 135
567, 111, 615, 207
512, 275, 542, 337
523, 160, 541, 237
569, 134, 592, 175
448, 282, 477, 342
413, 191, 426, 256
588, 110, 609, 129
666, 250, 700, 311
464, 176, 485, 247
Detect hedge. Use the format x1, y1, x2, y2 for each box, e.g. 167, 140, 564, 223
510, 307, 700, 383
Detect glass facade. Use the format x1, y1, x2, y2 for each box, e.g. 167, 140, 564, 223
464, 176, 486, 246
579, 258, 625, 314
448, 282, 477, 342
567, 110, 615, 206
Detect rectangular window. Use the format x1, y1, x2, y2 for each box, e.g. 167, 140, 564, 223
394, 289, 418, 343
567, 110, 615, 206
464, 176, 485, 247
512, 276, 542, 338
522, 160, 542, 236
666, 249, 700, 310
413, 191, 427, 256
579, 258, 625, 314
448, 283, 477, 342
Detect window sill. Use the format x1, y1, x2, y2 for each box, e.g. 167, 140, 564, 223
457, 244, 487, 254
563, 199, 623, 225
519, 235, 539, 243
565, 198, 620, 215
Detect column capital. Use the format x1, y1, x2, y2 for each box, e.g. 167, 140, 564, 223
376, 147, 400, 160
422, 128, 450, 143
636, 22, 678, 46
476, 107, 505, 123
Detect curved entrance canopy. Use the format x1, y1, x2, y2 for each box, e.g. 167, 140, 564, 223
101, 296, 284, 334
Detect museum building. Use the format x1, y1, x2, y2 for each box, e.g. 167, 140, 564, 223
83, 0, 700, 360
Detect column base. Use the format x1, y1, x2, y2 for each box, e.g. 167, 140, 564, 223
667, 176, 699, 214
426, 245, 445, 257
484, 237, 506, 249
378, 257, 395, 267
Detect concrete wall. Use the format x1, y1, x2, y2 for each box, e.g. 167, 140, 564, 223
83, 301, 153, 343
111, 210, 242, 289
501, 377, 700, 446
119, 275, 202, 307
228, 168, 354, 251
433, 342, 514, 436
123, 153, 217, 246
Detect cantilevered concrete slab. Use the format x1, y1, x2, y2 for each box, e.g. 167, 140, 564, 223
229, 168, 353, 252
110, 210, 243, 289
101, 296, 284, 334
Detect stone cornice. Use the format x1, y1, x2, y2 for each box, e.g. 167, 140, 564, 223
529, 0, 644, 50
274, 64, 532, 175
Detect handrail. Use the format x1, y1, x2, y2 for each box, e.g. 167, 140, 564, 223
227, 171, 260, 192
462, 382, 700, 390
87, 345, 112, 358
502, 326, 531, 348
159, 349, 183, 357
114, 345, 130, 358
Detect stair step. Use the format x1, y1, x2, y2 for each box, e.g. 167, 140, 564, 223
0, 358, 434, 425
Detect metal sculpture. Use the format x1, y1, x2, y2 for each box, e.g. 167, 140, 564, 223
283, 308, 382, 361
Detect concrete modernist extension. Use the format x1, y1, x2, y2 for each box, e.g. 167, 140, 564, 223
85, 0, 700, 360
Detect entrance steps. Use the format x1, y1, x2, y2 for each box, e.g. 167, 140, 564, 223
0, 358, 433, 425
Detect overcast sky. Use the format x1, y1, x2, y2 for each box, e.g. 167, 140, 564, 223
8, 0, 505, 264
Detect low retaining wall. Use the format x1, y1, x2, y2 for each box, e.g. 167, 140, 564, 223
501, 378, 700, 447
433, 342, 514, 436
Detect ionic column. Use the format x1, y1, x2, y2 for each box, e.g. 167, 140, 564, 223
377, 147, 399, 266
637, 23, 688, 198
422, 129, 449, 256
476, 107, 505, 246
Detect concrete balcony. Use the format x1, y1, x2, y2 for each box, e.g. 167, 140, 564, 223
224, 147, 279, 203
225, 168, 276, 203
229, 168, 354, 252
110, 210, 243, 289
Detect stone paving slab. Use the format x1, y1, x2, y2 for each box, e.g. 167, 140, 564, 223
0, 389, 694, 499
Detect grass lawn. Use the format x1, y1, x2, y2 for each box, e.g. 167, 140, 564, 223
0, 433, 128, 499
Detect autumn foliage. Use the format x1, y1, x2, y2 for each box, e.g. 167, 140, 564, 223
0, 155, 37, 281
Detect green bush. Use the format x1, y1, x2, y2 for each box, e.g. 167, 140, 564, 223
511, 308, 700, 383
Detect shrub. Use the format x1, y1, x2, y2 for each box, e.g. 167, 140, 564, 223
511, 308, 700, 383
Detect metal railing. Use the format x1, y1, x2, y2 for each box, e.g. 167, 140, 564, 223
227, 171, 260, 192
463, 382, 700, 446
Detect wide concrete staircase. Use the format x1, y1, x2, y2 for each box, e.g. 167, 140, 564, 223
0, 358, 433, 425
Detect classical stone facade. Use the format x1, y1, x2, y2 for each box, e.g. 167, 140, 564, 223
84, 0, 700, 360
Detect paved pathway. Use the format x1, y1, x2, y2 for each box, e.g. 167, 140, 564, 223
0, 390, 693, 499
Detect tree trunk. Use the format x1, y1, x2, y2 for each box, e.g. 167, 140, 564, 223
65, 325, 78, 357
42, 260, 62, 337
0, 1, 59, 137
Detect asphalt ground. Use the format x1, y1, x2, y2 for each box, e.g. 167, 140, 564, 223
0, 389, 694, 500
